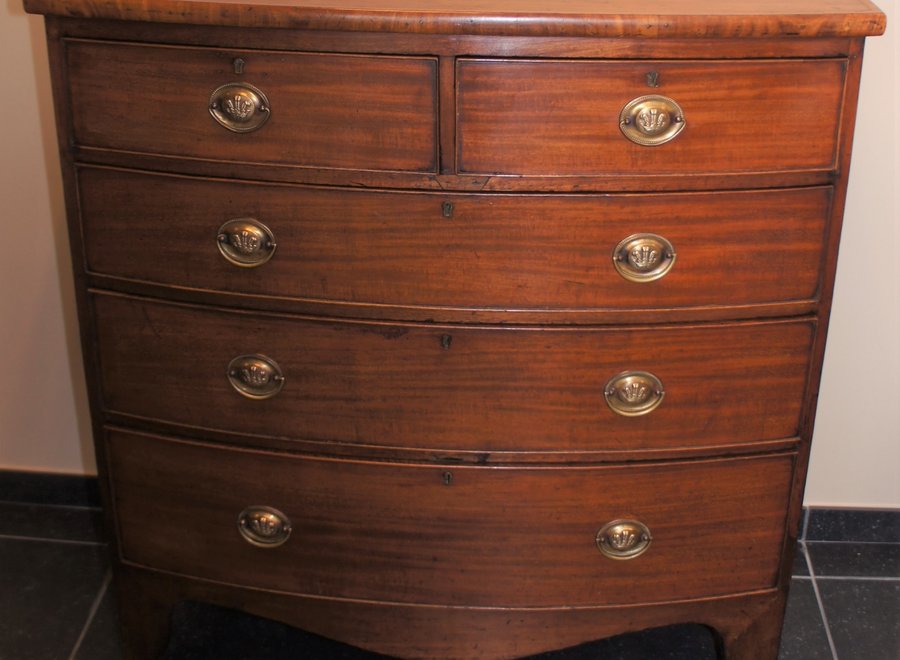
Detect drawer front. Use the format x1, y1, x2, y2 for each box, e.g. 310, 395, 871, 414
93, 293, 813, 453
457, 59, 845, 176
109, 428, 793, 607
79, 167, 830, 313
65, 40, 437, 172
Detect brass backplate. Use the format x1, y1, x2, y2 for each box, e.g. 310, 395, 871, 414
209, 82, 271, 133
237, 505, 292, 548
619, 95, 685, 146
604, 371, 665, 417
612, 233, 676, 283
217, 218, 277, 267
227, 354, 285, 400
596, 519, 652, 560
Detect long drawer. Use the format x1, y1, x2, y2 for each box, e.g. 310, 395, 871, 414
78, 166, 830, 314
457, 58, 846, 176
93, 293, 814, 453
108, 427, 793, 607
65, 40, 438, 172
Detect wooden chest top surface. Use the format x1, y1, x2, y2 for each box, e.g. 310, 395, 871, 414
24, 0, 886, 37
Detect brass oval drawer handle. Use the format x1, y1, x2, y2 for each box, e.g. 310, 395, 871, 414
619, 95, 685, 146
612, 233, 676, 283
238, 506, 292, 548
604, 371, 665, 417
596, 519, 652, 560
217, 218, 277, 267
227, 354, 285, 400
209, 82, 271, 133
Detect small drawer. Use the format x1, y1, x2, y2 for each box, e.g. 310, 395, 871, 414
78, 166, 830, 314
93, 293, 814, 453
65, 40, 437, 172
109, 428, 793, 607
457, 58, 845, 176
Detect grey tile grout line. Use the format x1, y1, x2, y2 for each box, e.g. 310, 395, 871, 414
805, 539, 900, 545
0, 533, 106, 546
801, 508, 810, 541
791, 575, 900, 581
803, 541, 840, 660
814, 575, 900, 582
68, 569, 112, 660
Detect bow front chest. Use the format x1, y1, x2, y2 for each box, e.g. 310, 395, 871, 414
23, 1, 886, 658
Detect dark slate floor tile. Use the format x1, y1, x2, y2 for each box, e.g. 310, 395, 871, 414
807, 541, 900, 578
0, 470, 100, 507
793, 542, 810, 576
74, 581, 124, 660
818, 579, 900, 660
0, 501, 106, 543
806, 509, 900, 543
0, 537, 109, 660
778, 579, 832, 660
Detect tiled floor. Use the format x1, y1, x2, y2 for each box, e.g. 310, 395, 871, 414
780, 510, 900, 660
0, 500, 897, 660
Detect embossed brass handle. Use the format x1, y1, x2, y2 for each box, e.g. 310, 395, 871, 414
227, 354, 285, 400
209, 82, 271, 133
620, 95, 685, 146
596, 519, 652, 560
217, 218, 277, 267
238, 506, 292, 548
604, 371, 665, 417
612, 233, 676, 283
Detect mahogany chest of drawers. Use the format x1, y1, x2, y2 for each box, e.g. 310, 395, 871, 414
24, 1, 886, 658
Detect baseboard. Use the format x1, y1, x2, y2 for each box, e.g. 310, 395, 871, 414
0, 470, 100, 507
804, 507, 900, 543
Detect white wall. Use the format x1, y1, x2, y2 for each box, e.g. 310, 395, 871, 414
806, 0, 899, 508
0, 2, 94, 475
1, 2, 897, 506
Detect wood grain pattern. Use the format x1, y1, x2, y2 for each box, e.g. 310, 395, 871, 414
46, 17, 865, 58
458, 58, 846, 176
24, 0, 887, 37
78, 166, 832, 315
26, 5, 884, 659
108, 427, 794, 607
92, 292, 814, 453
65, 40, 438, 173
114, 563, 788, 660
